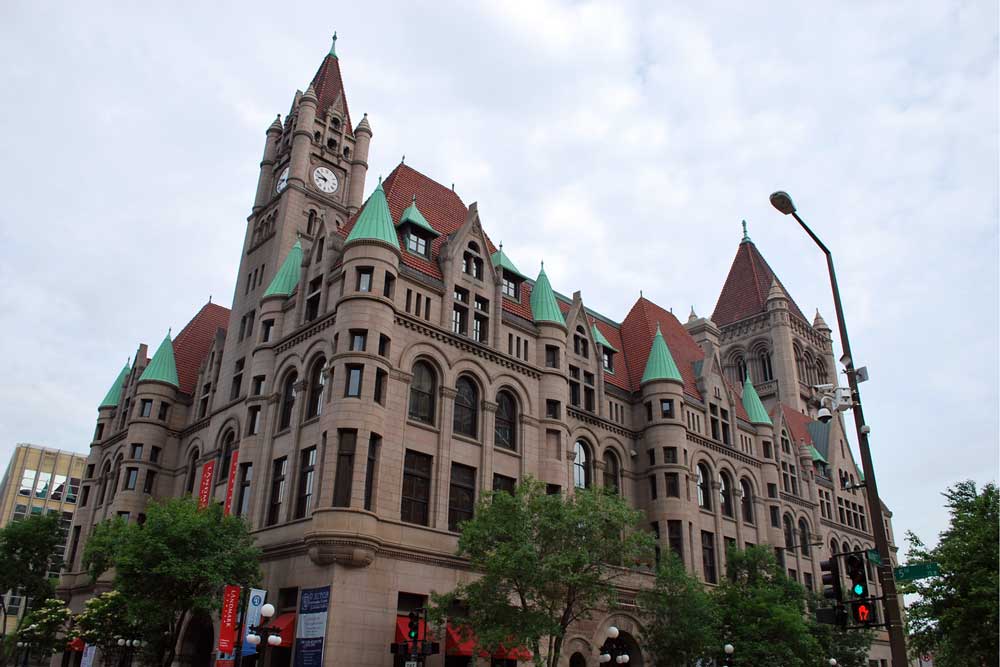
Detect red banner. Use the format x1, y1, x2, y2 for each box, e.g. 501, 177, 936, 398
218, 585, 241, 653
198, 460, 216, 509
223, 451, 240, 516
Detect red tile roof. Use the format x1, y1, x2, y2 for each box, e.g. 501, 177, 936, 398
775, 403, 814, 445
172, 302, 230, 396
592, 318, 628, 391
712, 240, 806, 326
309, 54, 353, 133
619, 297, 705, 400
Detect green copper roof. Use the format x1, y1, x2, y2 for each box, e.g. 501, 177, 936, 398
346, 180, 399, 249
741, 376, 772, 425
491, 248, 527, 280
809, 445, 828, 465
398, 196, 439, 237
591, 324, 618, 352
529, 265, 565, 325
138, 333, 179, 388
263, 241, 304, 297
329, 32, 338, 58
99, 362, 131, 408
641, 325, 682, 384
856, 464, 865, 482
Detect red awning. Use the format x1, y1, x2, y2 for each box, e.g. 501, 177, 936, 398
446, 624, 532, 660
270, 613, 297, 648
394, 615, 430, 643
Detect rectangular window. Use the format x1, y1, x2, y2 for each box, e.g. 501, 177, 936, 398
356, 267, 373, 292
378, 334, 390, 357
158, 402, 170, 421
345, 365, 363, 397
660, 399, 674, 419
405, 289, 412, 312
267, 457, 288, 526
124, 468, 138, 491
130, 443, 143, 459
406, 233, 427, 256
545, 399, 561, 419
502, 277, 519, 299
648, 475, 658, 500
448, 463, 476, 532
66, 477, 80, 503
261, 319, 275, 343
295, 447, 318, 518
665, 472, 680, 498
424, 297, 431, 320
804, 572, 814, 591
647, 449, 656, 466
198, 386, 210, 419
304, 275, 322, 322
492, 474, 516, 494
35, 471, 51, 498
143, 470, 156, 494
79, 486, 90, 507
349, 330, 367, 352
19, 469, 36, 496
767, 482, 778, 498
668, 520, 684, 560
770, 505, 781, 528
602, 349, 614, 372
332, 432, 356, 508
230, 358, 245, 400
374, 369, 387, 405
140, 399, 153, 418
383, 272, 395, 298
251, 375, 265, 396
702, 531, 717, 584
544, 345, 559, 368
364, 434, 380, 511
401, 450, 432, 526
664, 447, 678, 464
236, 463, 253, 517
452, 306, 468, 335
473, 315, 488, 343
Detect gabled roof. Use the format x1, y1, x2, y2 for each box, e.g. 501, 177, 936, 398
620, 298, 705, 399
308, 42, 353, 132
591, 324, 617, 352
139, 333, 179, 388
529, 265, 565, 325
345, 180, 399, 249
641, 325, 683, 385
741, 376, 772, 425
99, 362, 131, 409
776, 403, 815, 447
491, 247, 527, 280
398, 196, 439, 237
264, 241, 303, 297
172, 302, 230, 396
712, 237, 807, 326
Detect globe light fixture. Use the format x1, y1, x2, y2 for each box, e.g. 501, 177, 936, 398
261, 603, 276, 619
267, 634, 281, 646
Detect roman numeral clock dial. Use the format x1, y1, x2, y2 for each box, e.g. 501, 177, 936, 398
312, 166, 338, 194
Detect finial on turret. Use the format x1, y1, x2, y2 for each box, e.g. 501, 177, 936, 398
412, 194, 417, 204
330, 32, 338, 57
688, 306, 698, 322
401, 154, 405, 164
742, 219, 751, 243
208, 294, 212, 304
167, 328, 171, 336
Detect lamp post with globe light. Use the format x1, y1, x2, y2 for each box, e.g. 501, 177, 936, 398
723, 643, 734, 667
245, 604, 282, 663
830, 659, 838, 666
597, 626, 631, 665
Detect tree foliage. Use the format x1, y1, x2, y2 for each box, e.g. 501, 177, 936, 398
429, 479, 653, 667
82, 497, 261, 667
902, 480, 998, 667
0, 514, 65, 619
16, 598, 73, 658
638, 551, 717, 667
70, 591, 131, 658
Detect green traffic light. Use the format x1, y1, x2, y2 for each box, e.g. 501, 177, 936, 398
853, 584, 864, 595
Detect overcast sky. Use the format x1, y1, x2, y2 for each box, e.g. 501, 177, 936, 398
0, 2, 996, 551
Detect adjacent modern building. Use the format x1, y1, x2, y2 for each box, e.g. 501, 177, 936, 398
57, 37, 900, 667
0, 443, 86, 634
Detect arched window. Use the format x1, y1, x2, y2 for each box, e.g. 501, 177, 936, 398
494, 391, 517, 450
279, 371, 298, 430
220, 431, 237, 481
185, 449, 200, 494
842, 541, 850, 556
570, 654, 587, 667
784, 514, 796, 551
453, 376, 479, 438
759, 348, 774, 382
719, 472, 734, 517
740, 478, 754, 523
831, 539, 839, 556
408, 361, 436, 424
799, 518, 811, 556
110, 454, 123, 499
697, 463, 712, 510
573, 440, 591, 489
305, 357, 326, 419
99, 461, 112, 504
816, 359, 828, 384
602, 450, 620, 493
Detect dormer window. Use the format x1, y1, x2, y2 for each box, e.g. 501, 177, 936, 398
602, 348, 614, 372
406, 232, 429, 257
573, 327, 589, 359
398, 195, 439, 260
463, 242, 483, 280
502, 276, 520, 299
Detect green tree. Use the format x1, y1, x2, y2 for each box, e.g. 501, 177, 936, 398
70, 591, 132, 665
16, 598, 73, 661
429, 479, 653, 667
0, 514, 65, 626
83, 497, 260, 667
902, 480, 998, 667
712, 546, 821, 667
638, 551, 717, 667
807, 594, 873, 667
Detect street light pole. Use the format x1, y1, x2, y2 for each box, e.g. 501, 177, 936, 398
769, 191, 908, 667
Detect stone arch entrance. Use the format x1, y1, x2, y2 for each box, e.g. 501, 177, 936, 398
177, 613, 214, 667
617, 631, 643, 667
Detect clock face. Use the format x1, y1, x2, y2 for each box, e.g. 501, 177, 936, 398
312, 166, 338, 194
275, 167, 289, 194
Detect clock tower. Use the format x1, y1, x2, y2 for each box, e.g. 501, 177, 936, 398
218, 34, 371, 409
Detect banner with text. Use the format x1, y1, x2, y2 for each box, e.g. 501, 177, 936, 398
198, 460, 216, 509
217, 585, 241, 653
80, 645, 96, 667
293, 586, 330, 667
242, 588, 268, 656
223, 452, 240, 516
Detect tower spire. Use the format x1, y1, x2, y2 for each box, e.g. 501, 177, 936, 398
742, 219, 751, 243
329, 32, 338, 57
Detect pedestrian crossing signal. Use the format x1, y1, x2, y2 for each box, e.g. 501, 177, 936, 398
851, 600, 878, 626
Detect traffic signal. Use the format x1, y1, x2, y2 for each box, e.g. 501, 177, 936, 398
851, 599, 878, 626
844, 554, 868, 598
820, 558, 843, 603
407, 610, 420, 642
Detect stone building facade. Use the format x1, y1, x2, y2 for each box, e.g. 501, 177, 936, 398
57, 37, 899, 667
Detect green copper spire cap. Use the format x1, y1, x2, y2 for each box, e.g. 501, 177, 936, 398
345, 180, 400, 249
99, 361, 131, 408
529, 264, 565, 325
591, 324, 618, 352
329, 32, 338, 58
138, 333, 179, 388
641, 325, 683, 385
809, 445, 828, 465
263, 240, 304, 297
398, 195, 439, 237
491, 247, 527, 280
741, 219, 752, 243
741, 376, 772, 425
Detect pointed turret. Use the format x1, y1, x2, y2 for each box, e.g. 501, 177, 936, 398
309, 37, 353, 128
99, 361, 131, 408
529, 264, 565, 325
329, 32, 338, 58
688, 306, 698, 323
741, 376, 772, 425
813, 309, 831, 332
268, 114, 282, 133
766, 278, 786, 304
302, 84, 318, 105
641, 325, 682, 385
398, 195, 438, 237
345, 180, 399, 249
355, 112, 371, 135
139, 333, 179, 388
264, 241, 304, 297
